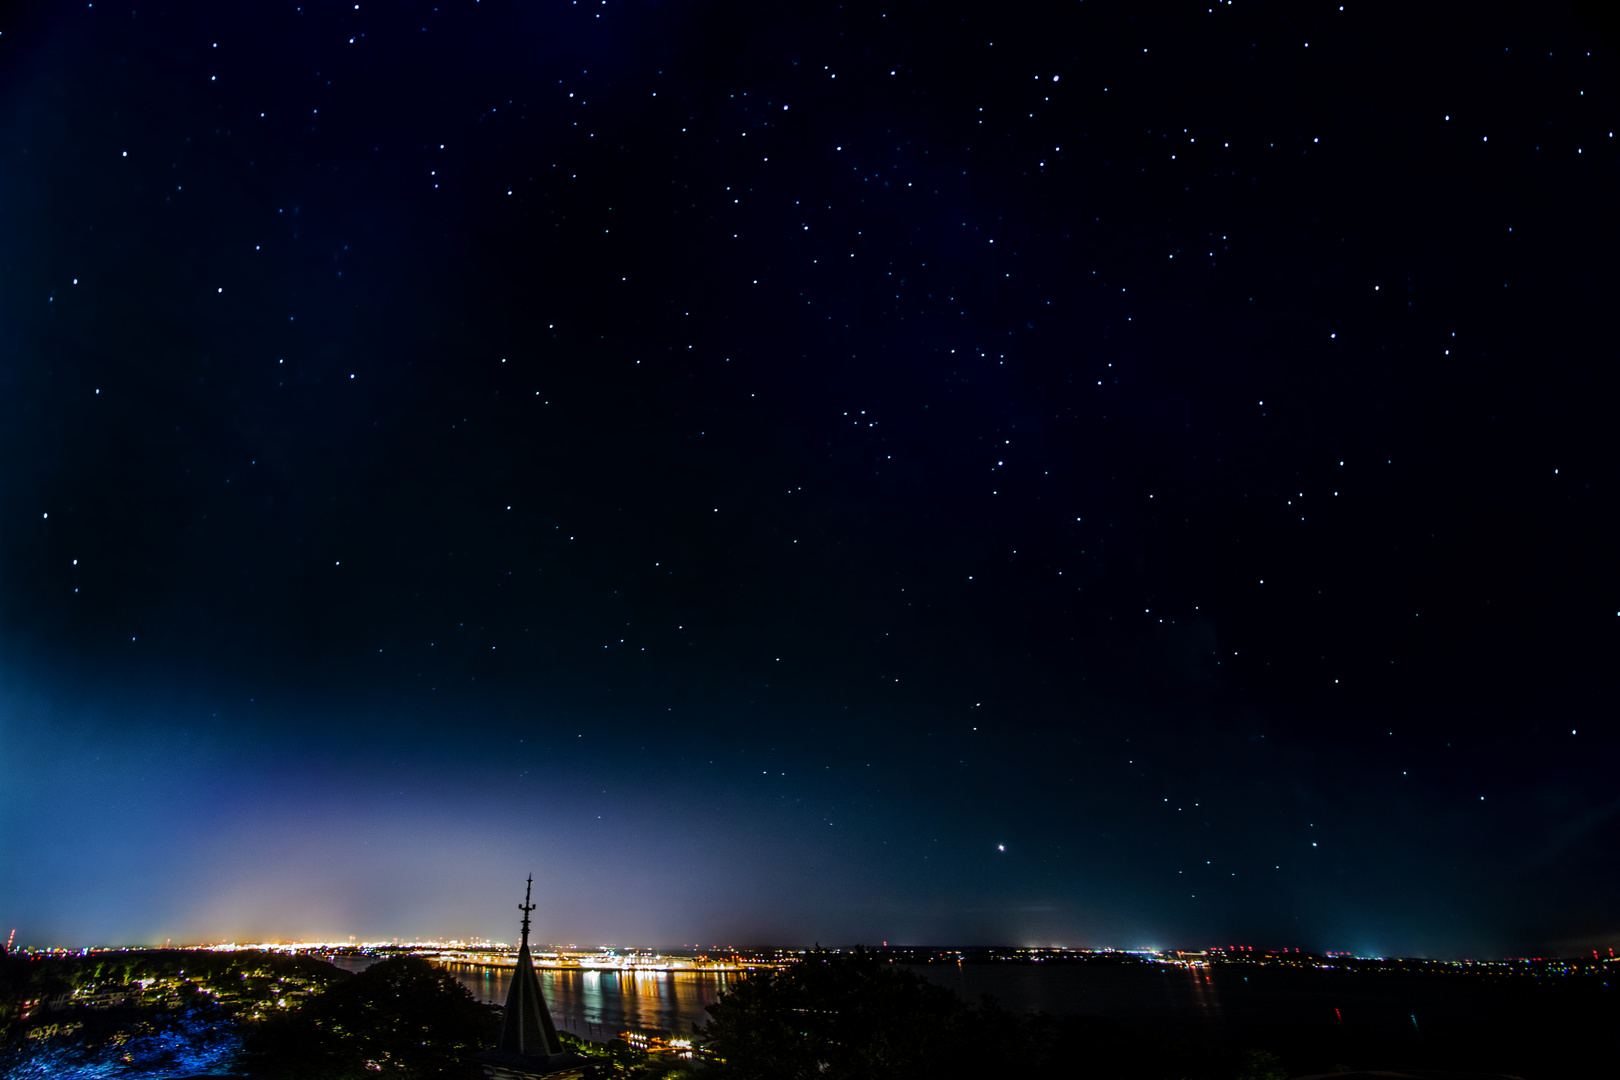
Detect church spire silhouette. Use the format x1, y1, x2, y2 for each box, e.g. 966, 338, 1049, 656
472, 877, 589, 1077
496, 874, 564, 1059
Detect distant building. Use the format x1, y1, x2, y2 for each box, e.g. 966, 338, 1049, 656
469, 878, 594, 1080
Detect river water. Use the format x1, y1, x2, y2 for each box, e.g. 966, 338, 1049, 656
329, 957, 738, 1039
328, 956, 1614, 1057
443, 964, 738, 1040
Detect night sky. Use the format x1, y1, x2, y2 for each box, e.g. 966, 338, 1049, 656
1, 0, 1614, 959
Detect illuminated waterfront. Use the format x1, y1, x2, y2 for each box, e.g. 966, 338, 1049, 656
460, 963, 739, 1039
331, 956, 740, 1038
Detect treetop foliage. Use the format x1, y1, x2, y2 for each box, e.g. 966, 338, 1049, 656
242, 955, 497, 1080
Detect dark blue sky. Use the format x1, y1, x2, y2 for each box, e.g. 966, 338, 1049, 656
0, 0, 1615, 958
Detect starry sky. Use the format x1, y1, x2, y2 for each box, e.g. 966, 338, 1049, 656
0, 0, 1615, 958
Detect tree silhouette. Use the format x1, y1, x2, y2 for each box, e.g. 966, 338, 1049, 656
243, 955, 498, 1080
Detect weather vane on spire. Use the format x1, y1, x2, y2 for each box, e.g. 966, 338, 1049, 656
519, 874, 536, 946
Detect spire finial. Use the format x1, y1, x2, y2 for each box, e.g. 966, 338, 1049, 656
519, 874, 536, 946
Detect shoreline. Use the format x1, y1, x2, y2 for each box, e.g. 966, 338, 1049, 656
435, 958, 775, 974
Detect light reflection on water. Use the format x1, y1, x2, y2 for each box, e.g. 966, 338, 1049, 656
329, 956, 1231, 1037
448, 964, 740, 1039
328, 957, 1522, 1041
326, 957, 739, 1039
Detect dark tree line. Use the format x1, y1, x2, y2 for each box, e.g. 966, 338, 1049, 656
242, 955, 498, 1080
0, 947, 347, 1041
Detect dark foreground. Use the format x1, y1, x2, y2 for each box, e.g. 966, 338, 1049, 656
906, 956, 1618, 1078
2, 949, 1615, 1079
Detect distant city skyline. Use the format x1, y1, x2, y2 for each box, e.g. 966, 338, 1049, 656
11, 940, 1616, 970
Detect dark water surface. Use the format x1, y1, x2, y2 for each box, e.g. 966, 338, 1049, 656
910, 962, 1617, 1076
912, 961, 1584, 1032
330, 956, 1615, 1073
